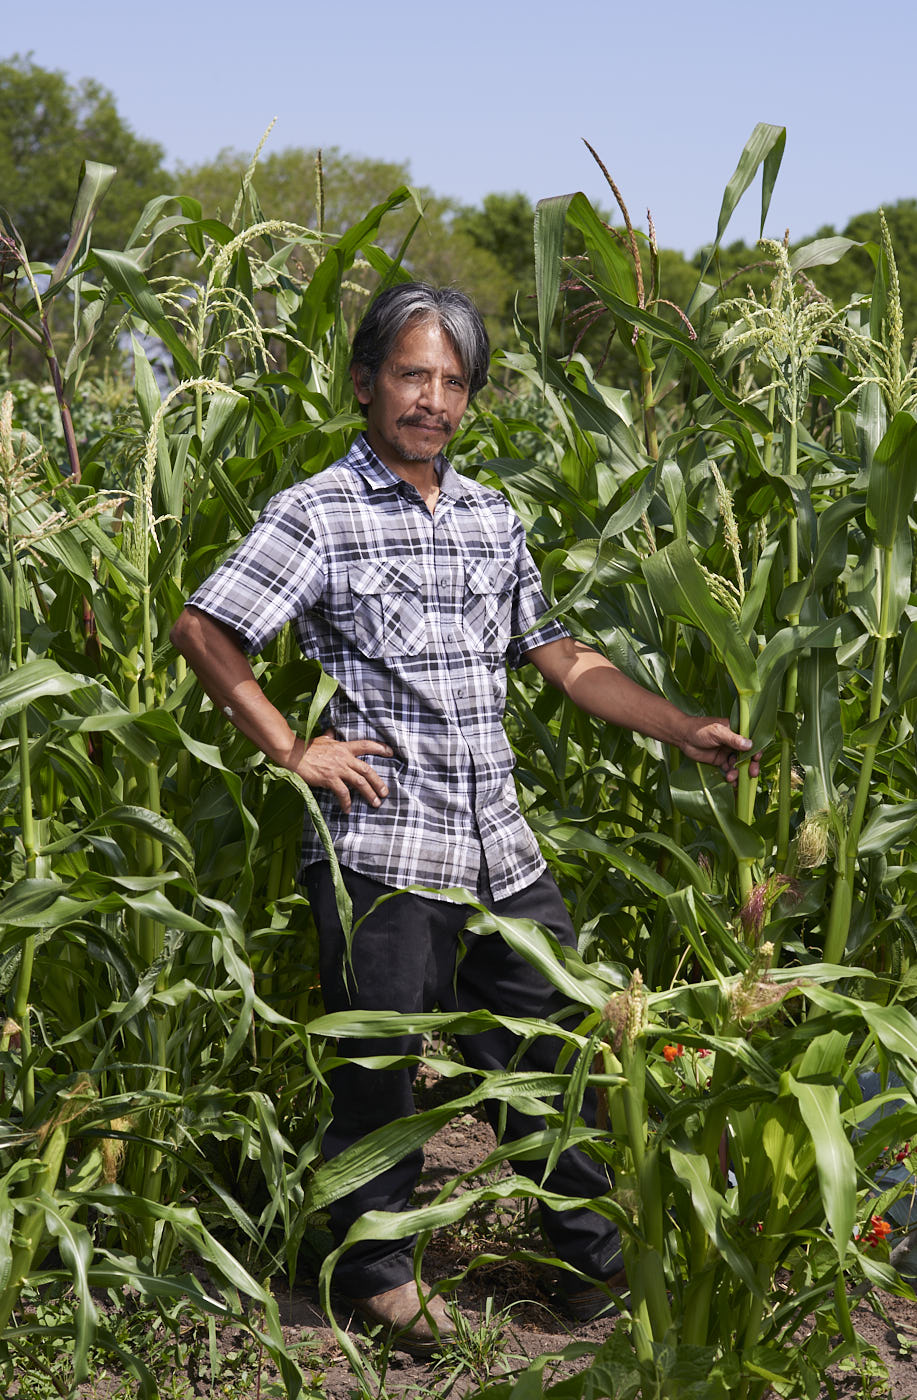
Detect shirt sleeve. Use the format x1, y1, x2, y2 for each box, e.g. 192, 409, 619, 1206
505, 509, 571, 670
185, 487, 326, 655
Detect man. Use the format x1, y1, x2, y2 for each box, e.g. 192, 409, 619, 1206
171, 283, 754, 1355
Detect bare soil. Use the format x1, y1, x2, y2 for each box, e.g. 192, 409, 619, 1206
276, 1103, 917, 1398
276, 1106, 635, 1397
9, 1081, 917, 1397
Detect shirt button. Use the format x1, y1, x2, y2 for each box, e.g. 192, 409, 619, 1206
439, 575, 450, 588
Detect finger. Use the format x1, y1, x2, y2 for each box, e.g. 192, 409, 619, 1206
346, 759, 389, 807
725, 745, 763, 774
706, 723, 753, 752
722, 746, 764, 782
346, 739, 394, 757
328, 776, 352, 814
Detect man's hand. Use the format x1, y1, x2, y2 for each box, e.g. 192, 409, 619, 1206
290, 729, 392, 814
171, 608, 393, 813
676, 717, 759, 785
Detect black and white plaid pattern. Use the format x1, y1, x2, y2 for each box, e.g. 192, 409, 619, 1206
187, 435, 569, 898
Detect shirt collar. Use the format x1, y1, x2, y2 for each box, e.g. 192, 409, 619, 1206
347, 433, 474, 504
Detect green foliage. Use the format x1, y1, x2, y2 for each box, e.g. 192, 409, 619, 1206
2, 1286, 328, 1398
699, 198, 917, 352
176, 143, 411, 235
0, 372, 135, 463
824, 199, 917, 338
0, 54, 168, 263
2, 124, 917, 1400
453, 192, 536, 293
431, 1297, 524, 1394
176, 142, 525, 347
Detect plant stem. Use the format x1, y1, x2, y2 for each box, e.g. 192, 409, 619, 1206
776, 420, 800, 871
9, 550, 36, 1116
624, 749, 645, 829
0, 1080, 94, 1330
141, 582, 168, 1208
823, 547, 892, 964
556, 700, 571, 805
662, 618, 683, 855
640, 365, 659, 461
736, 694, 756, 908
42, 317, 81, 483
762, 385, 777, 472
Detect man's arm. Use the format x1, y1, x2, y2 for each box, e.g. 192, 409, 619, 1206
170, 606, 392, 813
527, 636, 755, 781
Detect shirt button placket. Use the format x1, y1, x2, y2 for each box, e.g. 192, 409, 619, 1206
433, 519, 460, 645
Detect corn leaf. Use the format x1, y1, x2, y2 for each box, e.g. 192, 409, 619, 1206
786, 1078, 856, 1262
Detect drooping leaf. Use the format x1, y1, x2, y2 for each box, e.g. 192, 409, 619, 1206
701, 122, 787, 277
0, 659, 93, 723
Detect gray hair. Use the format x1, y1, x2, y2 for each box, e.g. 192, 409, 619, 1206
350, 282, 490, 401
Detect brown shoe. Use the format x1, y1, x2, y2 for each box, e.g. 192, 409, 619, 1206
561, 1266, 629, 1322
349, 1279, 456, 1358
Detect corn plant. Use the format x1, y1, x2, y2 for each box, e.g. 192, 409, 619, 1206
3, 124, 917, 1400
0, 154, 421, 1391
446, 125, 917, 1391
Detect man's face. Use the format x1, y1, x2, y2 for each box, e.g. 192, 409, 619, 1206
351, 317, 470, 474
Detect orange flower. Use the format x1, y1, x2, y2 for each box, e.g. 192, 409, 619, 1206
864, 1214, 892, 1248
663, 1044, 684, 1063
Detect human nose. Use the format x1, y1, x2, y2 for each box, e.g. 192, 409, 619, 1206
419, 375, 447, 414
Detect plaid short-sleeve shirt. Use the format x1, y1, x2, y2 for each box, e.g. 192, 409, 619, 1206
187, 435, 569, 899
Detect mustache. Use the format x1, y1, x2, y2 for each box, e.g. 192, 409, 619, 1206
398, 414, 453, 434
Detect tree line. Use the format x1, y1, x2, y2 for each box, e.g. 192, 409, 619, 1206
2, 51, 916, 392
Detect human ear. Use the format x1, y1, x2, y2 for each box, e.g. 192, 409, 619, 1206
350, 364, 372, 405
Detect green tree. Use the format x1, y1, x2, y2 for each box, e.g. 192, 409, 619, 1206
694, 202, 917, 347
454, 192, 535, 287
0, 53, 169, 262
176, 144, 413, 238
451, 192, 537, 323
815, 199, 917, 344
177, 144, 522, 345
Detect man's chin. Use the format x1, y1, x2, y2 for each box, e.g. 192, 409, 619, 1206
392, 435, 444, 463
398, 448, 441, 463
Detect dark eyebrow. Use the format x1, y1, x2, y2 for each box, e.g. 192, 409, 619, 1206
392, 361, 467, 383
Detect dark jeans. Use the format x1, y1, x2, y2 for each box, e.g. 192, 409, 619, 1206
304, 862, 620, 1295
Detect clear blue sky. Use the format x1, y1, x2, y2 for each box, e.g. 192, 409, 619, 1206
20, 0, 916, 256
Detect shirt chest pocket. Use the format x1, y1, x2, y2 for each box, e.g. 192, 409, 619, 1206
462, 559, 517, 655
349, 558, 427, 658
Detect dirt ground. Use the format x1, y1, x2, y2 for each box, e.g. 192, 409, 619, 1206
274, 1108, 638, 1398
277, 1283, 917, 1400
275, 1105, 917, 1399
9, 1090, 917, 1397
